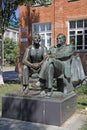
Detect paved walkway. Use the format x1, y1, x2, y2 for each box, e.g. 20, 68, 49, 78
2, 66, 19, 81
0, 112, 87, 130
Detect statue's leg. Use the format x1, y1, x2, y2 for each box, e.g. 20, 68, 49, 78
53, 59, 74, 94
39, 60, 48, 80
21, 65, 29, 94
36, 60, 49, 89
57, 77, 64, 92
52, 59, 65, 92
63, 77, 74, 94
47, 63, 54, 92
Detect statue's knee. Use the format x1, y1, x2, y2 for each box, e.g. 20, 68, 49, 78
49, 64, 54, 69
22, 65, 29, 71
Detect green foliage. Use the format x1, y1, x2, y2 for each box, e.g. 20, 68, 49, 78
75, 84, 87, 95
0, 0, 49, 27
0, 0, 50, 34
4, 38, 18, 65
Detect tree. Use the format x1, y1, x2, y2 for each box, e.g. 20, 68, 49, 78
4, 38, 18, 65
0, 0, 49, 84
0, 0, 48, 33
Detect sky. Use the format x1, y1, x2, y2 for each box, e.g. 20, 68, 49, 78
15, 8, 19, 19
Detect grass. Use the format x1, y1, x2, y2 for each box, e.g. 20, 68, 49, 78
74, 84, 87, 111
74, 84, 87, 130
0, 81, 20, 111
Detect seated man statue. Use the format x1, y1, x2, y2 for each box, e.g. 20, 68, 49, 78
36, 33, 85, 95
21, 33, 47, 94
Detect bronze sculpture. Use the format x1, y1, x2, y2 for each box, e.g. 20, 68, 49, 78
36, 33, 85, 95
21, 33, 47, 94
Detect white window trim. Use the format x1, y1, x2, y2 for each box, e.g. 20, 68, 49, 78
68, 19, 87, 52
32, 0, 52, 7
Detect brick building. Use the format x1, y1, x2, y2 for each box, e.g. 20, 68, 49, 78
18, 0, 87, 74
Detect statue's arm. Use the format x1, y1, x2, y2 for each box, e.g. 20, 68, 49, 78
22, 47, 34, 68
38, 46, 48, 67
55, 45, 74, 59
46, 46, 57, 58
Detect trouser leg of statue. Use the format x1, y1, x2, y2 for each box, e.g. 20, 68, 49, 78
39, 60, 48, 80
36, 60, 49, 89
37, 59, 64, 92
47, 63, 54, 90
45, 63, 54, 96
21, 65, 29, 94
36, 57, 74, 95
63, 76, 74, 94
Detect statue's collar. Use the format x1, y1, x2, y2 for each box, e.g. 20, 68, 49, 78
56, 44, 66, 50
33, 43, 40, 49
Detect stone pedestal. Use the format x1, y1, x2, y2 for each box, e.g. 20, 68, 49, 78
2, 91, 76, 126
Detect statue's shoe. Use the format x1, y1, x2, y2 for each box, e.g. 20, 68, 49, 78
36, 81, 45, 87
22, 87, 29, 95
40, 90, 47, 96
45, 88, 53, 97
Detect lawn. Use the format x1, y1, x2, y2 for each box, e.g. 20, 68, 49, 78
0, 81, 20, 111
74, 84, 87, 111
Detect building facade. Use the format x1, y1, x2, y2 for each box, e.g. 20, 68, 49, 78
18, 0, 87, 74
4, 20, 19, 42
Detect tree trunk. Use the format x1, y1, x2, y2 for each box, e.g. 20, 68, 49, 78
0, 29, 4, 84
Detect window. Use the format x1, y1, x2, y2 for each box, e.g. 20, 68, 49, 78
69, 19, 87, 51
32, 22, 52, 49
12, 32, 16, 42
68, 0, 79, 2
32, 0, 52, 7
5, 30, 10, 38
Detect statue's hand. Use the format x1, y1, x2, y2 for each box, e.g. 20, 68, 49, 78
31, 63, 40, 69
46, 54, 55, 59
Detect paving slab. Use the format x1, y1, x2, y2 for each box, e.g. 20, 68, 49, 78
0, 112, 87, 130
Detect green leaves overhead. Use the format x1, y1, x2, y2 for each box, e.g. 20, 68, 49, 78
0, 0, 49, 33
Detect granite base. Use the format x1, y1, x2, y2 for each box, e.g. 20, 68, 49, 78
2, 91, 76, 126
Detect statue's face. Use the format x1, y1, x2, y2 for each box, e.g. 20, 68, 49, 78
33, 34, 40, 44
57, 35, 65, 46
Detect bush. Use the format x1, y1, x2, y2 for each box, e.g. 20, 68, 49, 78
4, 38, 18, 65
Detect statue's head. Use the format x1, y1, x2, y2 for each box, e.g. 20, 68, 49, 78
56, 33, 66, 46
33, 33, 41, 44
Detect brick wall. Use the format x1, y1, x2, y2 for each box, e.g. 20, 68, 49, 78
17, 0, 87, 74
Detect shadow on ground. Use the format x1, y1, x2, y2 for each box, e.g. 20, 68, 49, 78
0, 118, 46, 130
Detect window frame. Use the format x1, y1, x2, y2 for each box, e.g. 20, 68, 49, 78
32, 0, 52, 7
68, 0, 80, 2
68, 19, 87, 52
